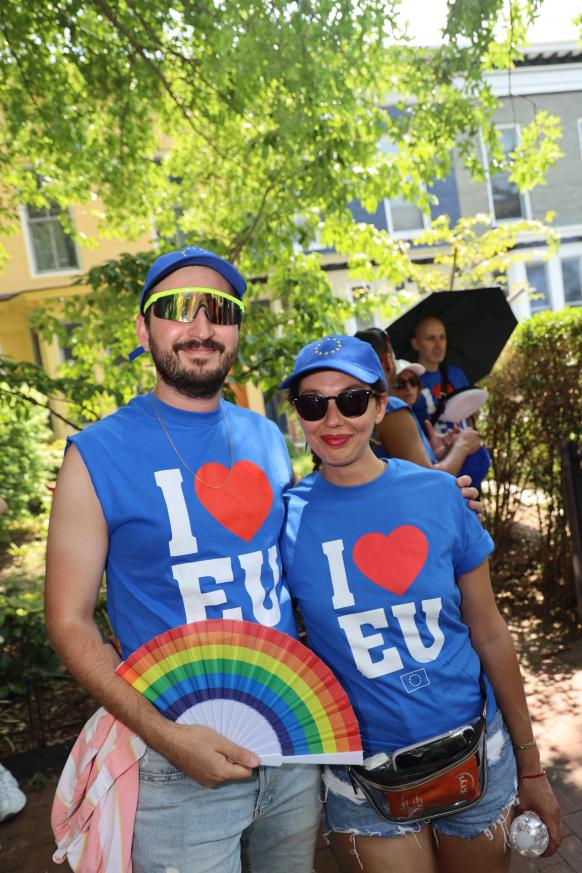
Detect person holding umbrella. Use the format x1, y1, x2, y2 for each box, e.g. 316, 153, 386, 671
386, 285, 517, 387
409, 316, 470, 428
408, 316, 492, 492
388, 286, 518, 431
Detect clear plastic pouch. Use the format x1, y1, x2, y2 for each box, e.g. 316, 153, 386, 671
347, 715, 487, 825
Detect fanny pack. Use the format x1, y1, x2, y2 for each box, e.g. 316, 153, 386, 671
347, 702, 488, 825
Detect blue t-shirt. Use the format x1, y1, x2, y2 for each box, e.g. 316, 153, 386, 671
459, 445, 492, 493
69, 394, 297, 657
412, 364, 470, 428
282, 460, 495, 756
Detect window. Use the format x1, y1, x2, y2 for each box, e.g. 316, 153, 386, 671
526, 262, 550, 313
562, 257, 582, 306
381, 139, 428, 237
25, 204, 79, 273
58, 322, 82, 363
488, 126, 527, 221
385, 195, 427, 235
169, 205, 190, 249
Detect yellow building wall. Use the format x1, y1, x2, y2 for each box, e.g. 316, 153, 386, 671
0, 202, 149, 375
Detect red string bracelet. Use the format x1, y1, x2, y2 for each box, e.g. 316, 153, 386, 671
519, 770, 546, 779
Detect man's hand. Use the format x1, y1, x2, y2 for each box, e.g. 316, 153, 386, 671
163, 723, 260, 787
455, 474, 483, 518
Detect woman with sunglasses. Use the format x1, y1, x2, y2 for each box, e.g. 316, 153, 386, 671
355, 328, 480, 477
281, 335, 560, 873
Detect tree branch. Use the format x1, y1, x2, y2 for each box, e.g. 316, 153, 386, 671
228, 172, 286, 262
0, 385, 89, 430
91, 0, 230, 161
123, 0, 231, 105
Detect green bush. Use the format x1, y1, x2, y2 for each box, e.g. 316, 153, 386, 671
0, 577, 112, 697
0, 579, 62, 696
481, 308, 582, 602
0, 381, 62, 542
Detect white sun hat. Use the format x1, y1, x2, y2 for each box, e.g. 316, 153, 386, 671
394, 359, 425, 377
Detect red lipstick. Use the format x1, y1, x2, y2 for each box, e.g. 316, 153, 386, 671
321, 435, 351, 446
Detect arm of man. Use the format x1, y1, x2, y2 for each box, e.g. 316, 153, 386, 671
45, 444, 259, 787
458, 561, 562, 856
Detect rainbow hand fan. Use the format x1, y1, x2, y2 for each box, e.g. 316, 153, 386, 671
116, 619, 363, 766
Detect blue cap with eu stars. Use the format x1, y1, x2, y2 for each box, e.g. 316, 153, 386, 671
280, 335, 387, 390
139, 246, 247, 314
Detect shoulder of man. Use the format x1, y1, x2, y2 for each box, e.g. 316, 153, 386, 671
67, 397, 140, 446
224, 400, 286, 437
445, 364, 470, 387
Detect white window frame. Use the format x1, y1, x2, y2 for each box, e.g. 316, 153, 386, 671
20, 204, 81, 278
525, 260, 551, 313
379, 137, 430, 239
481, 124, 532, 223
577, 118, 582, 160
561, 253, 582, 307
343, 284, 385, 336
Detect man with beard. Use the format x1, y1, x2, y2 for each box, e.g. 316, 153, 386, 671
44, 247, 321, 873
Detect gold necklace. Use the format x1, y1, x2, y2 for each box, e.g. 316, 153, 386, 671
150, 394, 233, 489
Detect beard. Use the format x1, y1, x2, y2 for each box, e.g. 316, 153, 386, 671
148, 334, 239, 399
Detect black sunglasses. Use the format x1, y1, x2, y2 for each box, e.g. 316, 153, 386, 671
292, 389, 378, 421
393, 376, 421, 390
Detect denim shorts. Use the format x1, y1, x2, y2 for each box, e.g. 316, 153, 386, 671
323, 709, 518, 839
132, 751, 322, 873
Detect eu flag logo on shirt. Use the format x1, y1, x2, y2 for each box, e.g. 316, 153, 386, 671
400, 669, 430, 693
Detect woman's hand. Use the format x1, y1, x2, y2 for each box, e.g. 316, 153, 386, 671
516, 774, 563, 856
424, 420, 458, 460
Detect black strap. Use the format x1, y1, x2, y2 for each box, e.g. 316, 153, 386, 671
428, 363, 451, 426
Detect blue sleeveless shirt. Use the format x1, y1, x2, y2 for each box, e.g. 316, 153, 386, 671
69, 394, 296, 657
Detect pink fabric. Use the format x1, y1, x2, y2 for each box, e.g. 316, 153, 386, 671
51, 707, 146, 873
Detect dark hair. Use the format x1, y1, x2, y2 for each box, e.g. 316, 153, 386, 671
142, 289, 155, 326
354, 328, 391, 361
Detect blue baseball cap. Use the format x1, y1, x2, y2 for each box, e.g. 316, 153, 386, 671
139, 246, 247, 314
280, 335, 387, 391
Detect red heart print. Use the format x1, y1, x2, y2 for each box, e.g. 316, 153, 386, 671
352, 526, 429, 596
195, 461, 273, 542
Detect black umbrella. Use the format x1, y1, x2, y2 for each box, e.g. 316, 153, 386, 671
386, 286, 518, 384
